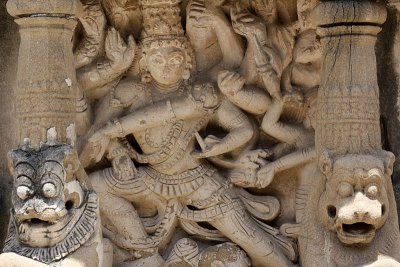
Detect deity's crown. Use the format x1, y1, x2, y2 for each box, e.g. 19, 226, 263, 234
139, 0, 186, 50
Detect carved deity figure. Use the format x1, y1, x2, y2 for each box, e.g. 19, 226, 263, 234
80, 0, 295, 266
214, 3, 320, 240
185, 0, 244, 77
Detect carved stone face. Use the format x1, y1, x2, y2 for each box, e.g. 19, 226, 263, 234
293, 30, 322, 64
318, 153, 392, 245
8, 146, 85, 247
146, 46, 187, 86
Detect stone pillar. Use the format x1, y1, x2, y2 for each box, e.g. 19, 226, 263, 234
6, 0, 82, 148
298, 1, 400, 266
314, 2, 386, 158
0, 0, 18, 250
0, 1, 104, 266
384, 0, 400, 221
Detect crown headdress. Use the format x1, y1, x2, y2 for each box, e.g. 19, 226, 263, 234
140, 0, 186, 49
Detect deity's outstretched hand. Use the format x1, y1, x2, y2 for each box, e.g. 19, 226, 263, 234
105, 27, 136, 72
230, 149, 272, 188
80, 121, 122, 167
192, 134, 229, 159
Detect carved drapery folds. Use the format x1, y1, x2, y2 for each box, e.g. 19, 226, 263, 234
2, 0, 400, 266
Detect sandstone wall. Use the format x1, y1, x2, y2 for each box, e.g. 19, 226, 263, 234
0, 0, 18, 250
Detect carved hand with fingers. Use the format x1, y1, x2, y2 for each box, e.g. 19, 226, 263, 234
192, 133, 228, 159
105, 27, 136, 71
256, 163, 276, 188
217, 70, 246, 96
80, 120, 124, 167
229, 149, 273, 188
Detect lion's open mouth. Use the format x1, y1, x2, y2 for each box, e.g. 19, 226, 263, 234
18, 217, 58, 234
337, 222, 376, 244
25, 218, 51, 224
342, 222, 375, 235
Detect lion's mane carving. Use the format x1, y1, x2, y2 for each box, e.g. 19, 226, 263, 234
2, 145, 102, 266
299, 150, 400, 266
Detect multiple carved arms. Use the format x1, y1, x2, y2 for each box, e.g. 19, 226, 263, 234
78, 1, 316, 190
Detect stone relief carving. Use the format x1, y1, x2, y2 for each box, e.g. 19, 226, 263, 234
3, 139, 102, 267
0, 0, 105, 266
298, 1, 400, 266
2, 0, 400, 266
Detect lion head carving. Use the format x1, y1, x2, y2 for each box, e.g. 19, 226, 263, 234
317, 150, 395, 245
4, 144, 98, 264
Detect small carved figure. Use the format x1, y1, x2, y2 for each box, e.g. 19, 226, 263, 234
186, 0, 244, 77
75, 0, 107, 70
101, 0, 142, 40
231, 3, 294, 89
281, 29, 322, 94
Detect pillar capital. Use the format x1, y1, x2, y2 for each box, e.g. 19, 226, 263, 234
312, 1, 387, 27
6, 0, 82, 18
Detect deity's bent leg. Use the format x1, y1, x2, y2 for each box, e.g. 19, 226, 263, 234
211, 208, 293, 267
89, 168, 150, 242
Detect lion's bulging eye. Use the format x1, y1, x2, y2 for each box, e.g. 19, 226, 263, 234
42, 182, 57, 198
365, 184, 379, 199
338, 182, 354, 198
16, 186, 31, 200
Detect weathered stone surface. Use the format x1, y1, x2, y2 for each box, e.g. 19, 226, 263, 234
1, 0, 400, 266
0, 0, 18, 251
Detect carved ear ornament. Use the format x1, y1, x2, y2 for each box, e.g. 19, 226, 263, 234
380, 150, 395, 176
319, 150, 333, 175
318, 149, 395, 178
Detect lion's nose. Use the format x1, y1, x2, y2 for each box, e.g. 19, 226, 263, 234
354, 211, 369, 220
